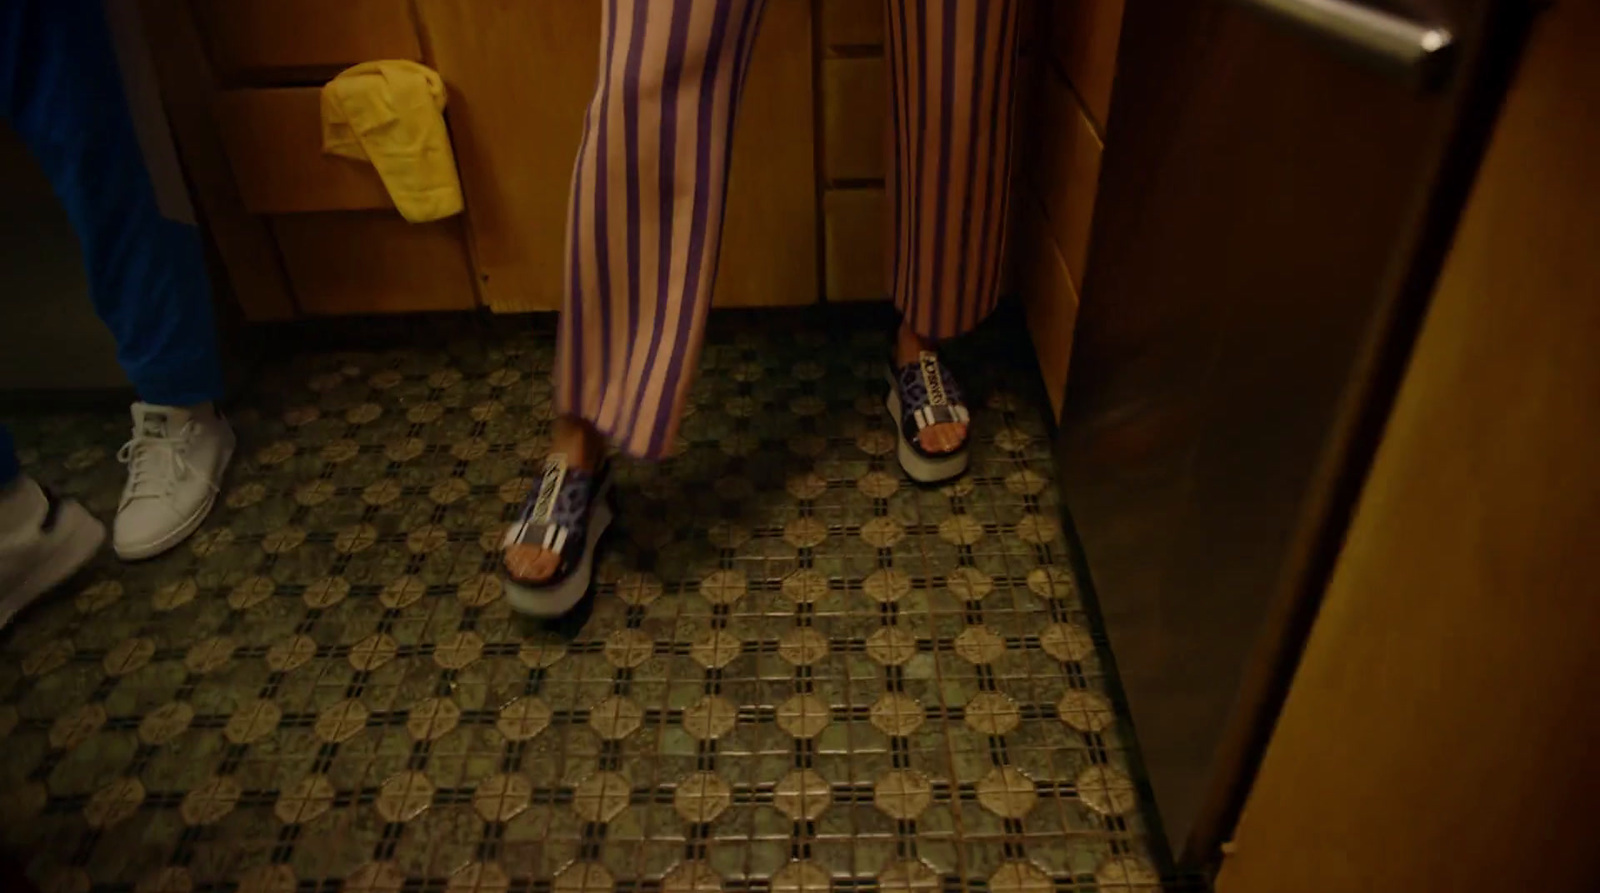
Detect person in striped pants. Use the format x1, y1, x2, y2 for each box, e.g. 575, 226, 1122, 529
503, 0, 1020, 616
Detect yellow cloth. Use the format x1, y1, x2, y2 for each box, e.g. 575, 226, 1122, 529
321, 61, 463, 223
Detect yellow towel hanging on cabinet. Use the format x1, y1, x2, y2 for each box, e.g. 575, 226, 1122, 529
321, 60, 464, 223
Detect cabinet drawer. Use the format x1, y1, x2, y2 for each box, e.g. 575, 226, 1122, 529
272, 214, 478, 315
823, 57, 886, 181
821, 0, 884, 47
215, 88, 394, 215
824, 189, 886, 301
1032, 69, 1104, 291
1047, 0, 1124, 130
1018, 196, 1080, 420
197, 0, 421, 81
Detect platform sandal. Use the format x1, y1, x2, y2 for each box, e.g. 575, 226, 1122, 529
885, 350, 971, 484
501, 455, 613, 618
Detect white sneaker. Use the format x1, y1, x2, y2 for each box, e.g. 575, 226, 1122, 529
0, 476, 106, 628
113, 402, 236, 560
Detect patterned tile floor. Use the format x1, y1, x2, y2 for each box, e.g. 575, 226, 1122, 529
0, 311, 1185, 893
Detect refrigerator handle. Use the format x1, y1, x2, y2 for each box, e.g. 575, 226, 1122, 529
1233, 0, 1456, 87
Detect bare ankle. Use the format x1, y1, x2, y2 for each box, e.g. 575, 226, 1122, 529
551, 416, 605, 472
895, 321, 936, 366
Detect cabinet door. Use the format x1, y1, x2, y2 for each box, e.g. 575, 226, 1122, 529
417, 0, 818, 312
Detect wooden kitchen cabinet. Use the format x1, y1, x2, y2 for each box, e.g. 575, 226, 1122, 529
414, 0, 816, 312
146, 0, 822, 318
710, 0, 818, 309
1047, 0, 1124, 132
408, 0, 598, 313
1014, 0, 1124, 419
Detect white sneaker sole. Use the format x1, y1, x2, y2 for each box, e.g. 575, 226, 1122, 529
114, 441, 235, 561
503, 481, 614, 619
0, 501, 105, 629
885, 385, 970, 484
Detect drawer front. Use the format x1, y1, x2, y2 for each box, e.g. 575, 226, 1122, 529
215, 88, 394, 215
198, 0, 421, 80
1033, 70, 1104, 291
823, 58, 886, 181
1017, 197, 1080, 420
1047, 0, 1124, 130
824, 189, 887, 301
271, 214, 478, 315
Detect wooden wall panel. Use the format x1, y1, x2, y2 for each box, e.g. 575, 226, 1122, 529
823, 189, 886, 301
214, 88, 394, 215
195, 0, 421, 81
271, 213, 477, 315
1217, 6, 1600, 891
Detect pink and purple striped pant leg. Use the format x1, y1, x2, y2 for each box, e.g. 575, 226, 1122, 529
887, 0, 1021, 342
554, 0, 1018, 460
554, 0, 769, 461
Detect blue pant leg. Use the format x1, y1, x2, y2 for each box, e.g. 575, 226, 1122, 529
0, 426, 17, 487
0, 0, 225, 407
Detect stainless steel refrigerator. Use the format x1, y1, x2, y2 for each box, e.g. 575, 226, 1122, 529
1056, 0, 1538, 868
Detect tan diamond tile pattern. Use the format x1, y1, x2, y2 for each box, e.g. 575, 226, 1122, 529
0, 316, 1179, 891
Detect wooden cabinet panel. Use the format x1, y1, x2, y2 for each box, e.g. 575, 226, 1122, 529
215, 88, 394, 215
418, 0, 815, 312
1047, 0, 1124, 131
1031, 69, 1103, 291
1017, 197, 1079, 419
413, 0, 598, 311
137, 0, 296, 321
821, 0, 884, 47
824, 189, 886, 301
712, 0, 819, 307
196, 0, 421, 81
271, 213, 477, 315
823, 58, 886, 181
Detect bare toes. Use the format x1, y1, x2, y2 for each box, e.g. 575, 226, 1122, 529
919, 422, 968, 455
504, 544, 559, 583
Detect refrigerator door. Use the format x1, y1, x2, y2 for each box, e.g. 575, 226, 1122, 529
1056, 0, 1529, 866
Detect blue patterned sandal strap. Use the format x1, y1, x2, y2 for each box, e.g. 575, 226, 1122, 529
504, 456, 600, 581
894, 352, 970, 454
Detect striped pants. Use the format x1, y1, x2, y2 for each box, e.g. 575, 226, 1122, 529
556, 0, 1020, 458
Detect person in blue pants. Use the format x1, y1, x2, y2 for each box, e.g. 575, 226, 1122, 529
0, 0, 236, 623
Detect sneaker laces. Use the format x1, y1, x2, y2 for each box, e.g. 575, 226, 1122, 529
117, 417, 208, 509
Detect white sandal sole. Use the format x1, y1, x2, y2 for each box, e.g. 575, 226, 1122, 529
503, 480, 613, 618
885, 386, 969, 484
